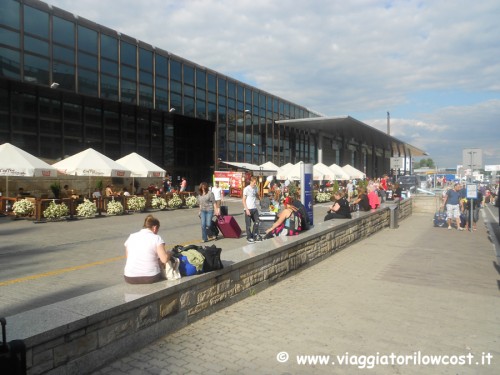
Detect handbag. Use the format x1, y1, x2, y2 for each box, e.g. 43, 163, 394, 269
165, 258, 181, 280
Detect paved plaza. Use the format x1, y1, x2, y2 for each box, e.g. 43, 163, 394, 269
93, 208, 500, 375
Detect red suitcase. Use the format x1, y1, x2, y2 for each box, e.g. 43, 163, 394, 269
216, 215, 242, 238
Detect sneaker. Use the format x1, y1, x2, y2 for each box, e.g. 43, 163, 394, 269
247, 238, 255, 244
458, 227, 464, 231
255, 236, 263, 242
447, 226, 452, 230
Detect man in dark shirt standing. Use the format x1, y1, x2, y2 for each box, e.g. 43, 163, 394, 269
443, 183, 464, 231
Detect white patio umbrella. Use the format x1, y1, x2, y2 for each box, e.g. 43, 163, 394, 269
313, 162, 338, 181
116, 152, 166, 178
342, 164, 366, 179
328, 163, 351, 180
53, 148, 131, 197
0, 142, 58, 197
277, 162, 303, 181
116, 152, 166, 194
276, 163, 294, 180
259, 161, 279, 173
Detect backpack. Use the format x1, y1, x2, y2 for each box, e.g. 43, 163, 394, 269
197, 245, 224, 272
284, 210, 302, 235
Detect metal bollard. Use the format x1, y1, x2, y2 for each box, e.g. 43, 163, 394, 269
389, 204, 399, 229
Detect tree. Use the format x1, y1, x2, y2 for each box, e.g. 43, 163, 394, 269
415, 158, 435, 168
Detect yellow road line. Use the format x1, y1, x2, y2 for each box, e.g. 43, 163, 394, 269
0, 255, 126, 287
0, 240, 205, 287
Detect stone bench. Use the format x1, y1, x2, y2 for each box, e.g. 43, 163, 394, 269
7, 200, 412, 374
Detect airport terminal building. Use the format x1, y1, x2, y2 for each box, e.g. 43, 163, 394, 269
0, 0, 424, 184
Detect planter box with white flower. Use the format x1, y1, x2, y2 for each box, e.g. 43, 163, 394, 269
43, 200, 69, 221
76, 199, 98, 219
168, 194, 183, 209
107, 199, 124, 215
150, 196, 167, 210
126, 196, 146, 212
13, 198, 35, 218
185, 195, 198, 208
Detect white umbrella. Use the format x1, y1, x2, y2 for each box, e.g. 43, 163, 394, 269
277, 162, 303, 181
0, 142, 58, 197
313, 162, 339, 181
341, 164, 366, 179
276, 163, 294, 180
116, 152, 166, 194
328, 164, 351, 180
53, 148, 131, 197
116, 152, 166, 178
259, 161, 279, 172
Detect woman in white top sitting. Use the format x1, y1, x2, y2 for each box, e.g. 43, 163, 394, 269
124, 215, 171, 284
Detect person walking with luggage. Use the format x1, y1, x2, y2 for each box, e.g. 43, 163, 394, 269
198, 182, 219, 243
243, 176, 260, 243
124, 215, 171, 284
443, 183, 464, 231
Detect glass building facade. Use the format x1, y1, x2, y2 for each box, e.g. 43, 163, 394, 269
0, 0, 318, 183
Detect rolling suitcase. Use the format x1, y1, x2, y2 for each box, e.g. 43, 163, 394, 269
216, 215, 242, 238
258, 212, 277, 235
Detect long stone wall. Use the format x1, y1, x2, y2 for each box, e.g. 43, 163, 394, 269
10, 200, 412, 375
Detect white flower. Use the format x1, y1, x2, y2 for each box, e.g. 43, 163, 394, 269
43, 200, 69, 220
13, 199, 35, 216
185, 195, 198, 208
316, 192, 332, 203
168, 194, 183, 209
107, 199, 124, 215
127, 196, 146, 211
76, 199, 97, 218
151, 196, 167, 210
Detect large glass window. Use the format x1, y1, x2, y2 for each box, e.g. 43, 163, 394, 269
53, 62, 75, 90
53, 17, 74, 46
24, 6, 48, 38
77, 25, 97, 54
155, 54, 168, 77
139, 48, 153, 72
0, 47, 21, 79
121, 79, 136, 104
53, 45, 75, 64
24, 53, 49, 85
101, 59, 118, 75
120, 41, 136, 67
0, 0, 20, 29
196, 69, 206, 89
78, 68, 98, 96
170, 59, 181, 81
101, 75, 118, 101
101, 34, 118, 60
0, 29, 19, 48
78, 52, 97, 70
24, 35, 49, 56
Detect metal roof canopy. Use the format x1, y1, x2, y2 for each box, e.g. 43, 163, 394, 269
276, 116, 427, 157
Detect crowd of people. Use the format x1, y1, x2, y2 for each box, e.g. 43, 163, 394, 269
122, 173, 499, 284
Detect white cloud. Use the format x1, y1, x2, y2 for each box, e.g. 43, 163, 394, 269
46, 0, 500, 168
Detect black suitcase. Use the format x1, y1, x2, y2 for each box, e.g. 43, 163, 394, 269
258, 212, 277, 235
1, 317, 27, 375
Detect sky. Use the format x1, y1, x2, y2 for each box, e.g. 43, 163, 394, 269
45, 0, 500, 170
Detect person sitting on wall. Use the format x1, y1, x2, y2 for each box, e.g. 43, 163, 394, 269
352, 187, 371, 211
367, 183, 381, 209
324, 191, 352, 221
264, 197, 302, 238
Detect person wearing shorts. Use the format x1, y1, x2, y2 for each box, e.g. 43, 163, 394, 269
443, 183, 464, 231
